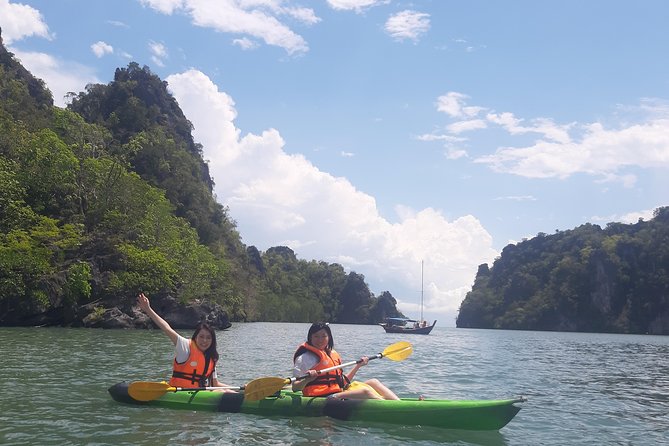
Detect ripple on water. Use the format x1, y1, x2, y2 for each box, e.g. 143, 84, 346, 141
1, 325, 668, 446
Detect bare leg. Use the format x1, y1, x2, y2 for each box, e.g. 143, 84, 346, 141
364, 379, 400, 400
329, 387, 383, 400
328, 379, 399, 400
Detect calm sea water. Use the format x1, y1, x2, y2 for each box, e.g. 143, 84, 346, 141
0, 323, 667, 445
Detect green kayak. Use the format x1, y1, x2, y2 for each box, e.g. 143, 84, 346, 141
108, 382, 525, 430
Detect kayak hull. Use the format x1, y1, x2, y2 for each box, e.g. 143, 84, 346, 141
108, 382, 524, 431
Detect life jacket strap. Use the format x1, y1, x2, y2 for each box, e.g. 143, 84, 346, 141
172, 356, 212, 386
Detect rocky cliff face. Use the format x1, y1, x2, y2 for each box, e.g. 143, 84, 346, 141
457, 211, 669, 335
648, 311, 669, 335
5, 296, 231, 330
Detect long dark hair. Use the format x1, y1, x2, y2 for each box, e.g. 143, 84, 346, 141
191, 322, 219, 362
308, 322, 334, 350
293, 322, 334, 362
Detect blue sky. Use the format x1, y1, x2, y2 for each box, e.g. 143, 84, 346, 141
2, 0, 668, 325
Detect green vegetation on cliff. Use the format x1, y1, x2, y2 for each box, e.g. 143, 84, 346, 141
457, 208, 669, 334
0, 31, 403, 327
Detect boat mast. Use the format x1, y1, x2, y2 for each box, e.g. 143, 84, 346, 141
420, 260, 424, 322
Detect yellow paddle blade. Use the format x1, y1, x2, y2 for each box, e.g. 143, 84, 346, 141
243, 377, 290, 402
128, 381, 175, 402
382, 341, 413, 361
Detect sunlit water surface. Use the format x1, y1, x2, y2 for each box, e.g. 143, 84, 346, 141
1, 324, 667, 445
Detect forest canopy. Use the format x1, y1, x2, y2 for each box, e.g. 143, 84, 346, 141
0, 32, 404, 327
456, 208, 669, 335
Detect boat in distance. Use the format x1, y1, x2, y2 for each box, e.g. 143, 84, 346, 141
380, 317, 437, 334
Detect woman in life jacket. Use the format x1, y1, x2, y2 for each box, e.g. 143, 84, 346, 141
137, 293, 234, 391
292, 322, 399, 400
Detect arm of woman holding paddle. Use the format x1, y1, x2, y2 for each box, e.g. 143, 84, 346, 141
292, 355, 371, 392
292, 323, 400, 400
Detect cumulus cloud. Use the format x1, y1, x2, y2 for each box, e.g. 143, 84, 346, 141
384, 10, 430, 43
166, 69, 498, 316
10, 49, 99, 106
140, 0, 315, 55
91, 41, 114, 58
0, 0, 51, 43
476, 119, 669, 181
425, 91, 669, 185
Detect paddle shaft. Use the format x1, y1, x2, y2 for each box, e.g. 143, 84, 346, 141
170, 385, 245, 392
242, 341, 412, 401
291, 352, 384, 384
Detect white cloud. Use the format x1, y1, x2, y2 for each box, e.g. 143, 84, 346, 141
166, 69, 499, 317
0, 0, 51, 44
486, 112, 572, 144
476, 118, 669, 182
141, 0, 313, 55
452, 37, 486, 53
282, 5, 321, 25
340, 151, 354, 157
139, 0, 183, 14
445, 148, 468, 160
494, 195, 537, 202
436, 92, 485, 118
416, 133, 465, 143
416, 132, 469, 159
384, 10, 430, 43
591, 208, 657, 225
447, 119, 487, 134
107, 20, 129, 28
326, 0, 386, 12
91, 41, 114, 58
428, 92, 669, 184
232, 37, 259, 51
149, 40, 167, 67
10, 49, 99, 107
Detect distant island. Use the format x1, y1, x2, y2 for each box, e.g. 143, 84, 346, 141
457, 208, 669, 335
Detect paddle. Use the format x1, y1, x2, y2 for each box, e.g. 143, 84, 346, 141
128, 381, 245, 402
243, 340, 413, 402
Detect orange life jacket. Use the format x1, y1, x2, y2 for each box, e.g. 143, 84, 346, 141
294, 342, 348, 397
169, 340, 214, 388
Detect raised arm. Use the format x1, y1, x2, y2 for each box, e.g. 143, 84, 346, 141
137, 293, 179, 345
